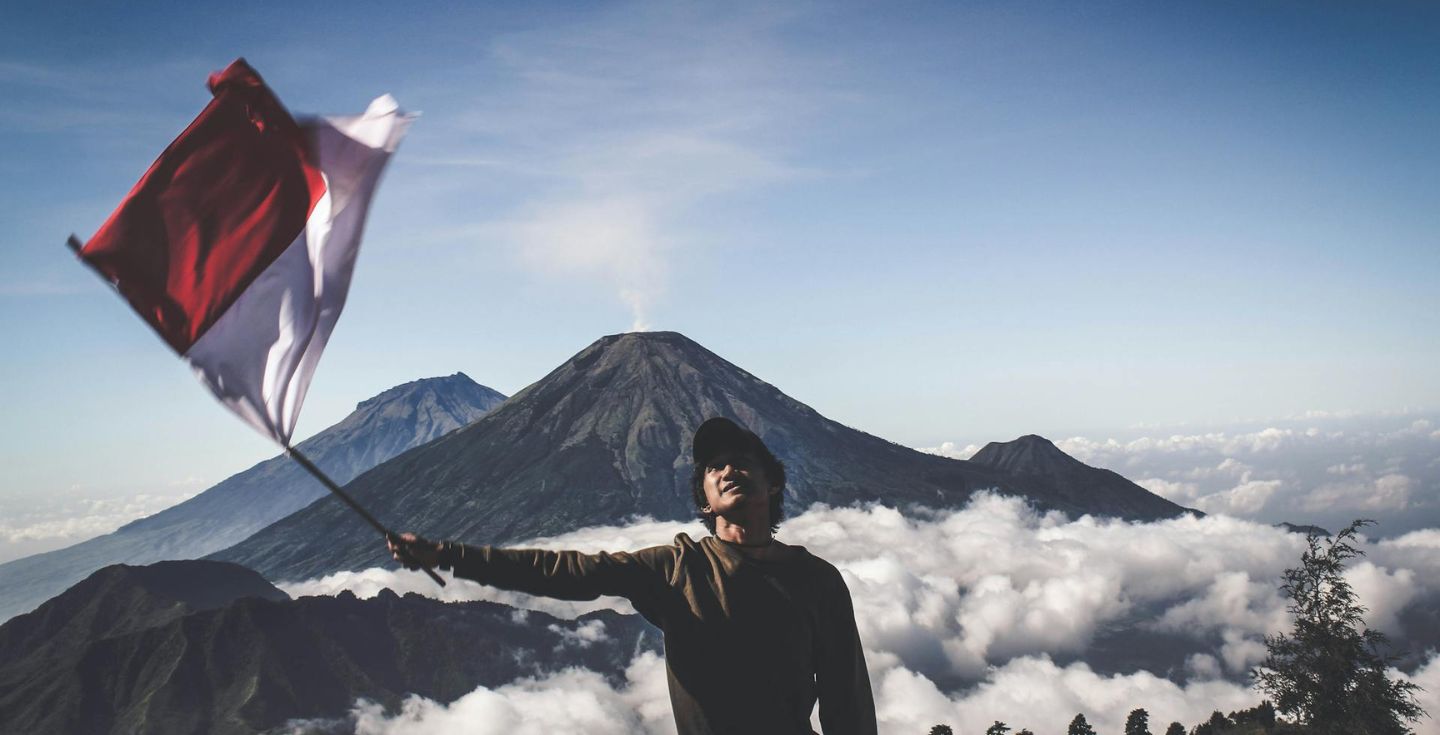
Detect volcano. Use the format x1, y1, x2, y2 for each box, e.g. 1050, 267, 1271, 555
211, 332, 1190, 581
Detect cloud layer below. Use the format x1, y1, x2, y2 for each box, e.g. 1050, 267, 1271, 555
922, 411, 1440, 536
0, 488, 199, 564
284, 494, 1440, 733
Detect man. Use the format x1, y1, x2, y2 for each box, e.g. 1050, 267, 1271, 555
388, 417, 877, 734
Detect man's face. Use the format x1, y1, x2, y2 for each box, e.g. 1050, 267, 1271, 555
700, 450, 776, 521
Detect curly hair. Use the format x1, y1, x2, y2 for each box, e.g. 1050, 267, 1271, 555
690, 449, 787, 535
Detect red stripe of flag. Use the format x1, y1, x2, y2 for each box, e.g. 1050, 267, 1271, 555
78, 58, 326, 354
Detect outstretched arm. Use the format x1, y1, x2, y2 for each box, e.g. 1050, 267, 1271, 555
387, 532, 675, 603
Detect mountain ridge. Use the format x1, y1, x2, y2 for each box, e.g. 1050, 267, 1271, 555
0, 560, 286, 671
211, 331, 1192, 581
0, 560, 654, 735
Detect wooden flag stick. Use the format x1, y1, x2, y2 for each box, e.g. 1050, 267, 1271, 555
283, 445, 447, 587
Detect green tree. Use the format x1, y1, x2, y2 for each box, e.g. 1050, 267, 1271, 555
986, 722, 1011, 735
1229, 701, 1277, 728
1016, 730, 1035, 735
1192, 711, 1231, 735
1163, 723, 1184, 735
928, 726, 954, 735
1125, 708, 1152, 735
1253, 520, 1426, 734
1068, 713, 1097, 735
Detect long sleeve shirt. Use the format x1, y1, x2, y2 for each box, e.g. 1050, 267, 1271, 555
441, 533, 876, 735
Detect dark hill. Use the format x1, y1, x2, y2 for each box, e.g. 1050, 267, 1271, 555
0, 560, 286, 674
0, 374, 505, 622
0, 562, 650, 735
212, 332, 1192, 581
969, 434, 1198, 520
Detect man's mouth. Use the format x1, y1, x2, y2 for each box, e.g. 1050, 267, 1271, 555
722, 483, 747, 495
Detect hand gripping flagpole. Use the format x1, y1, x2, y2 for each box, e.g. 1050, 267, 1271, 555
65, 59, 445, 588
282, 445, 446, 587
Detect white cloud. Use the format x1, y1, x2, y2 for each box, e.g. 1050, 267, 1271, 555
280, 517, 710, 619
1043, 412, 1440, 532
1343, 562, 1417, 636
1056, 427, 1303, 462
280, 565, 635, 620
347, 653, 674, 735
1395, 654, 1440, 735
914, 441, 980, 460
1303, 474, 1415, 514
548, 620, 609, 649
449, 4, 815, 331
0, 490, 198, 545
1193, 479, 1281, 516
872, 655, 1267, 735
1152, 572, 1288, 646
506, 196, 665, 332
283, 493, 1440, 734
1381, 528, 1440, 550
1136, 478, 1201, 503
1327, 463, 1367, 476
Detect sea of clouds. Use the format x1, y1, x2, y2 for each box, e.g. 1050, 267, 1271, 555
282, 493, 1440, 734
922, 411, 1440, 538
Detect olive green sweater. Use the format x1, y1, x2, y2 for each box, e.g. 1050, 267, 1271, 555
440, 533, 876, 735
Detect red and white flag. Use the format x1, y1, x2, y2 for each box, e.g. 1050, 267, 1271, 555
75, 58, 413, 446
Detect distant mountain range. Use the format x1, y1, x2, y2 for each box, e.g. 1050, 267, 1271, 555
0, 560, 653, 735
211, 331, 1193, 581
0, 374, 505, 622
0, 331, 1334, 735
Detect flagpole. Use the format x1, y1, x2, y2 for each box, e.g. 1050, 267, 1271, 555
283, 445, 447, 587
67, 233, 444, 587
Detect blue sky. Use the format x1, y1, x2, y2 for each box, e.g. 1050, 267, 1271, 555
2, 1, 1438, 533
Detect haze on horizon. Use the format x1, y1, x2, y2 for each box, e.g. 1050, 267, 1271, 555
2, 2, 1437, 534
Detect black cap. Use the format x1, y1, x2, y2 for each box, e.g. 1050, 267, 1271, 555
692, 417, 766, 466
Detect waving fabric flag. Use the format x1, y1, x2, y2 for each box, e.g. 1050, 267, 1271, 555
74, 58, 413, 446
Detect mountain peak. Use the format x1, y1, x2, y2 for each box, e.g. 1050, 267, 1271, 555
354, 372, 492, 411
970, 434, 1075, 471
569, 331, 713, 367
214, 332, 1192, 581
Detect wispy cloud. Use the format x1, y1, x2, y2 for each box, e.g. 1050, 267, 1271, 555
914, 441, 981, 460
0, 281, 89, 296
0, 57, 202, 134
0, 488, 199, 550
418, 4, 826, 331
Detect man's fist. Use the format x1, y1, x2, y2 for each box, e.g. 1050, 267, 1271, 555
387, 532, 442, 570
